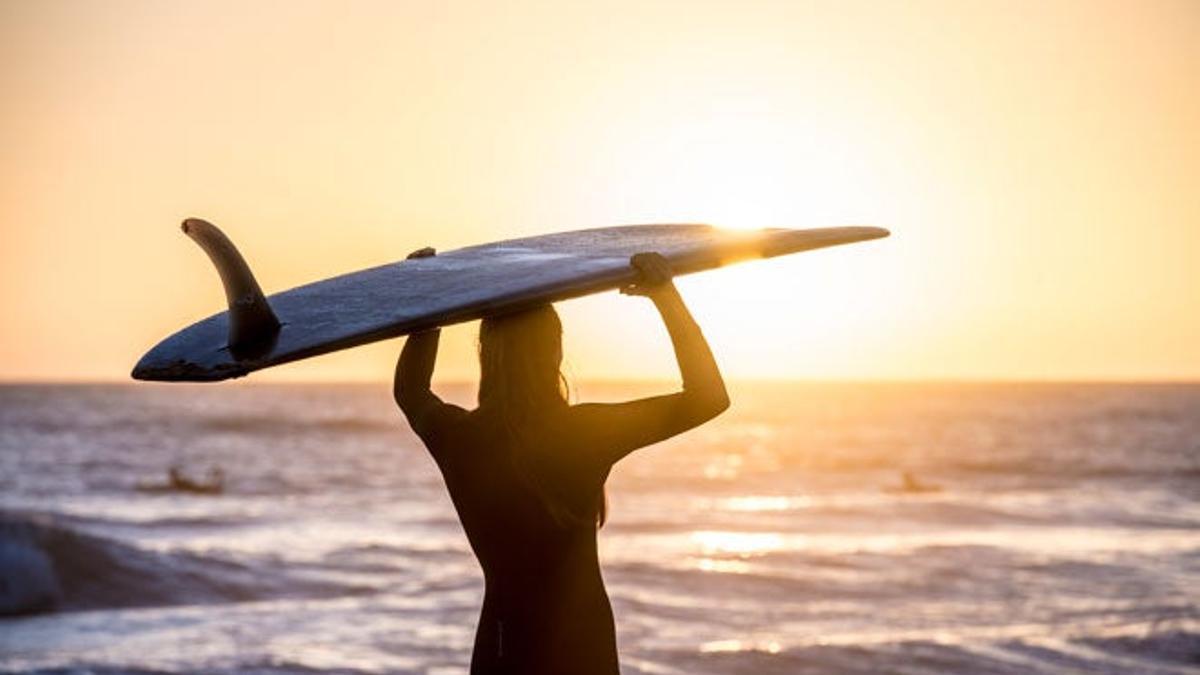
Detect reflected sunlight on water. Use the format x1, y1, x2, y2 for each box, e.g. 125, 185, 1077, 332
691, 530, 786, 556
2, 382, 1198, 674
721, 495, 809, 511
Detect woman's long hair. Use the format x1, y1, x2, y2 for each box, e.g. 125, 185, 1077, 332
478, 305, 606, 528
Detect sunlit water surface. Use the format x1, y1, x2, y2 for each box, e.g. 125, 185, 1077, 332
1, 382, 1198, 674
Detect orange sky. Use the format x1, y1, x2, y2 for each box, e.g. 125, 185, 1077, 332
1, 0, 1197, 382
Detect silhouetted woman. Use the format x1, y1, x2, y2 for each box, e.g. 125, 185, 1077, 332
395, 251, 728, 674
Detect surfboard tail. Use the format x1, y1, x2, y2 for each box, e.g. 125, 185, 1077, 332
179, 218, 280, 353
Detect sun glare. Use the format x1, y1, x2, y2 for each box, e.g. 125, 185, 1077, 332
715, 222, 770, 231
622, 100, 881, 232
577, 99, 910, 378
691, 530, 785, 556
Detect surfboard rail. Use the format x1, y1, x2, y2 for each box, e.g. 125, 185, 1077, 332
132, 221, 889, 382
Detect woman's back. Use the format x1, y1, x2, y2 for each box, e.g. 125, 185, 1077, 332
423, 406, 618, 674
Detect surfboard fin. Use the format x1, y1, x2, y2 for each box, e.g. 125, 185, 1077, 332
181, 218, 281, 353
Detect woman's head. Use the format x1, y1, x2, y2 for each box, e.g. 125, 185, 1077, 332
477, 304, 606, 527
478, 304, 567, 414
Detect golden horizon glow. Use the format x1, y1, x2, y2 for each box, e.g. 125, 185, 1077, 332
2, 1, 1197, 383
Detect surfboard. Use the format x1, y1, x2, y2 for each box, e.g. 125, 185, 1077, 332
132, 220, 888, 382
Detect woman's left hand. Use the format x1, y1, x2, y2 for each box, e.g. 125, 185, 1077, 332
621, 252, 674, 296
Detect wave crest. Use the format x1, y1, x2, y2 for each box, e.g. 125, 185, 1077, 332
0, 512, 364, 617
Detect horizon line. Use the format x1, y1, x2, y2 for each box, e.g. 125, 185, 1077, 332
2, 376, 1198, 386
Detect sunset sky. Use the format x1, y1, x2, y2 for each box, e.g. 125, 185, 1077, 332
2, 0, 1196, 382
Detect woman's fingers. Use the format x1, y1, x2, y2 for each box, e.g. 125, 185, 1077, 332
623, 252, 674, 296
630, 252, 673, 286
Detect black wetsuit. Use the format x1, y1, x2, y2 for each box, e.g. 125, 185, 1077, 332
413, 404, 618, 674
396, 286, 727, 674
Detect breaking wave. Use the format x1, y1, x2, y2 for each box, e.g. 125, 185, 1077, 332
0, 512, 364, 617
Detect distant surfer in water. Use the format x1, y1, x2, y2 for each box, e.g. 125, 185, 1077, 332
137, 465, 224, 495
886, 470, 941, 495
395, 249, 728, 674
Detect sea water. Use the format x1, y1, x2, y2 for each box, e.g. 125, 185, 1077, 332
1, 382, 1197, 674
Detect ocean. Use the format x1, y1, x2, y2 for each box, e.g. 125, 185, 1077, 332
1, 382, 1197, 674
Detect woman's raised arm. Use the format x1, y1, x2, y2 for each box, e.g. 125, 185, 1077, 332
393, 248, 465, 445
573, 253, 729, 466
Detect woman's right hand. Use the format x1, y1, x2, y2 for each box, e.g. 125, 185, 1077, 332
621, 252, 675, 297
